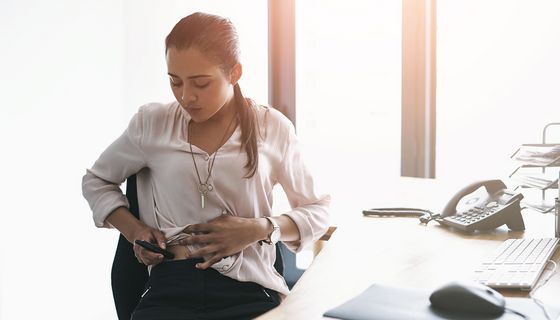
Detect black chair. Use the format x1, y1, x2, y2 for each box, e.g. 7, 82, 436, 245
111, 175, 287, 320
111, 175, 148, 320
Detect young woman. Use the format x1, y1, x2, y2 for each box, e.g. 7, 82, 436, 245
82, 12, 330, 320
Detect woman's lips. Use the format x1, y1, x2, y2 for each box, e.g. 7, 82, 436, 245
188, 107, 203, 113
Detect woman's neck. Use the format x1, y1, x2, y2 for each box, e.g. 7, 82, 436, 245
188, 99, 238, 154
205, 99, 237, 126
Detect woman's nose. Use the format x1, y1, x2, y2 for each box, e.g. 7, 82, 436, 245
181, 90, 197, 103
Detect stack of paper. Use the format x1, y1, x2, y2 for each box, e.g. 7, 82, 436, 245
511, 144, 560, 167
512, 172, 558, 190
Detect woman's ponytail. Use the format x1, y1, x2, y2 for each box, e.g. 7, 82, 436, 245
233, 83, 258, 178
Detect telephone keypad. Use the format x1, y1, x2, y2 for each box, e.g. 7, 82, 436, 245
448, 204, 505, 225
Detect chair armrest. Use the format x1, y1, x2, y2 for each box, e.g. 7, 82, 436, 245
319, 226, 337, 241
313, 226, 337, 257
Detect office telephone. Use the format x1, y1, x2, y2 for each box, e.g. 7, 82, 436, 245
363, 180, 526, 232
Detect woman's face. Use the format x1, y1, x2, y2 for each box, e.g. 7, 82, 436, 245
166, 47, 239, 122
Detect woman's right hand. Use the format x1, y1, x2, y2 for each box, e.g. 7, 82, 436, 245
131, 226, 167, 266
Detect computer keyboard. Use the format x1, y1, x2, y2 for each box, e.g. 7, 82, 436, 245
472, 238, 559, 289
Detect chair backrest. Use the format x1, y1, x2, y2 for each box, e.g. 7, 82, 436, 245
110, 175, 286, 319
111, 175, 148, 320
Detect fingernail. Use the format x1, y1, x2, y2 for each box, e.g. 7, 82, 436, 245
160, 242, 166, 249
196, 263, 201, 268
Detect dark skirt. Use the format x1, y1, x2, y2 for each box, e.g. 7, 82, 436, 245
130, 258, 280, 320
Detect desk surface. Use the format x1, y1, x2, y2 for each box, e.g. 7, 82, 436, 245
259, 179, 560, 319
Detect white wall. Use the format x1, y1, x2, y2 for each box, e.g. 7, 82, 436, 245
0, 1, 125, 319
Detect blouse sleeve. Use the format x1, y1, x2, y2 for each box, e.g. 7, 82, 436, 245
81, 107, 147, 228
276, 122, 331, 253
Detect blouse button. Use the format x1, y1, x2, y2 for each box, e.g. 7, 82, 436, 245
221, 265, 230, 271
204, 155, 210, 161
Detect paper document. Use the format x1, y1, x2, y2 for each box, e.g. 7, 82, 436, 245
512, 144, 560, 166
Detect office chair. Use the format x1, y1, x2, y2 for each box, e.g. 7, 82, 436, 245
111, 175, 286, 320
111, 175, 148, 320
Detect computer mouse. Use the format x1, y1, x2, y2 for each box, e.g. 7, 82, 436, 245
429, 281, 506, 316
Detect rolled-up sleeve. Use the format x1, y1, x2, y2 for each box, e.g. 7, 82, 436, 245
277, 123, 331, 252
82, 107, 147, 228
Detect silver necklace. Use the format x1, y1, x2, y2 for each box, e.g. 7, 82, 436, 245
188, 114, 237, 208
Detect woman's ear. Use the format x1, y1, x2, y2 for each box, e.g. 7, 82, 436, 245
230, 63, 242, 85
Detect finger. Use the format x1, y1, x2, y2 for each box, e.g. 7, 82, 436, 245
152, 230, 167, 249
143, 252, 164, 265
133, 251, 143, 264
196, 255, 223, 270
133, 243, 142, 256
143, 250, 164, 261
133, 241, 162, 265
134, 248, 145, 264
134, 246, 147, 264
180, 234, 213, 245
134, 243, 149, 256
184, 223, 213, 234
135, 244, 163, 263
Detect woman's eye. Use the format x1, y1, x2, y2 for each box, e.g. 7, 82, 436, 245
170, 80, 182, 87
194, 81, 210, 89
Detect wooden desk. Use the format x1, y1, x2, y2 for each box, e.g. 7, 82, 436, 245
259, 181, 560, 319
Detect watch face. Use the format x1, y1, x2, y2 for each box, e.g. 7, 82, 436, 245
270, 228, 281, 244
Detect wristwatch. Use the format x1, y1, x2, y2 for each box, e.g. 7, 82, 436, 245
261, 217, 281, 245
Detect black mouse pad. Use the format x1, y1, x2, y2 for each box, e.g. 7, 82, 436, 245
324, 284, 560, 320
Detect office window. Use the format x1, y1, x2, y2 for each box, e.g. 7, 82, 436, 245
436, 1, 560, 204
295, 0, 402, 221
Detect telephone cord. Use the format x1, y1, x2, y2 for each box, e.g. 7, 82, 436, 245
528, 259, 557, 320
362, 208, 438, 224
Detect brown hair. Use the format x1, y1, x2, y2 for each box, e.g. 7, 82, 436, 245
165, 12, 259, 178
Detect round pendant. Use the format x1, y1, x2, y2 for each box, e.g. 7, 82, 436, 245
198, 183, 213, 194
198, 184, 209, 194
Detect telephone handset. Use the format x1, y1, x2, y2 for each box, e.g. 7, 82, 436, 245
438, 179, 525, 232
363, 179, 525, 232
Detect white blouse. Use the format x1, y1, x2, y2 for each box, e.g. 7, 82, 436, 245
81, 101, 330, 295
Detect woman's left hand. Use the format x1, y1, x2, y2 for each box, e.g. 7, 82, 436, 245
180, 214, 267, 269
